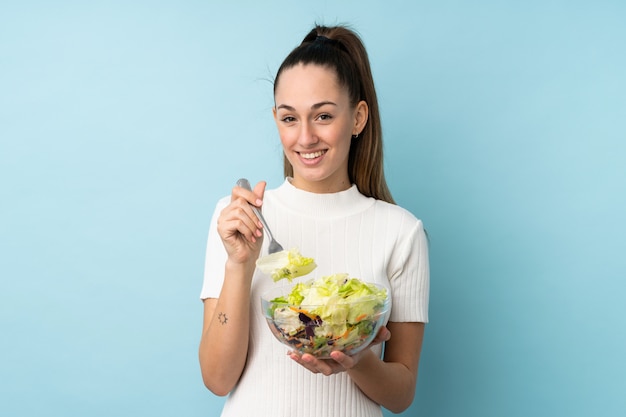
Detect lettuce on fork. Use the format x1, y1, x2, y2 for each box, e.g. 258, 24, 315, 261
256, 248, 317, 282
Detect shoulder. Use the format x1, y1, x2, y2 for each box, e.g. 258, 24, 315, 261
372, 199, 424, 228
369, 200, 428, 256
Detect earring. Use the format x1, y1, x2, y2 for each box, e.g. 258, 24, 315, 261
352, 133, 359, 139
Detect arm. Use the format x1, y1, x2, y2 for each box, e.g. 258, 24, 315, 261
347, 322, 424, 413
289, 321, 425, 413
198, 181, 266, 396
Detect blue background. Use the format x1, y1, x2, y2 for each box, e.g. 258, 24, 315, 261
1, 1, 625, 416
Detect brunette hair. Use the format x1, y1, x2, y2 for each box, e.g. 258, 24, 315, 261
274, 25, 395, 204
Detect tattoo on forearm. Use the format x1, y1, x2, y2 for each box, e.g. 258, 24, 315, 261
218, 312, 228, 325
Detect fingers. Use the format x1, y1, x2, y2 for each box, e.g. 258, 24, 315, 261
288, 327, 392, 375
370, 325, 391, 346
216, 184, 268, 259
231, 180, 266, 207
288, 351, 358, 375
222, 180, 268, 244
219, 203, 262, 243
329, 351, 355, 369
288, 352, 342, 376
253, 180, 267, 201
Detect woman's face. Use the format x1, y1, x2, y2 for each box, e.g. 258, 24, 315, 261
273, 63, 367, 193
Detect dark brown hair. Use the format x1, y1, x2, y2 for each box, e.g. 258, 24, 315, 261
274, 25, 394, 204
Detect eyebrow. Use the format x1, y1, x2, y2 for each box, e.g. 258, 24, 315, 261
276, 101, 338, 111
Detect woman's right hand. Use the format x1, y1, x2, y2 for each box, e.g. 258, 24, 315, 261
217, 180, 267, 265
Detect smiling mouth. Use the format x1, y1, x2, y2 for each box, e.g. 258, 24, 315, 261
299, 150, 327, 159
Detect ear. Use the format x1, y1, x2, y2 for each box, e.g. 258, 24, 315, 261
353, 100, 369, 136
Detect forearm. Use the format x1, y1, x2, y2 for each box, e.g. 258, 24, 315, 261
347, 350, 416, 413
199, 261, 255, 396
347, 322, 424, 413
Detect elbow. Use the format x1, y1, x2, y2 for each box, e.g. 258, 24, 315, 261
388, 402, 412, 414
386, 387, 415, 414
199, 357, 236, 397
199, 347, 246, 397
199, 346, 237, 396
203, 383, 230, 398
201, 373, 234, 397
387, 400, 413, 414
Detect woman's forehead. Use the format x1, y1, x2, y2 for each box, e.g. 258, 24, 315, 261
274, 64, 348, 107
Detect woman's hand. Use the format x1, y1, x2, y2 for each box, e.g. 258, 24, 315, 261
217, 180, 267, 265
287, 325, 391, 376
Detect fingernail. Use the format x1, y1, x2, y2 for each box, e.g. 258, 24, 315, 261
256, 199, 263, 206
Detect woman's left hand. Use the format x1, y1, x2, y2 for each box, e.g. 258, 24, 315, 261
288, 326, 391, 376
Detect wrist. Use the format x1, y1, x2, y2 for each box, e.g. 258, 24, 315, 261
225, 258, 257, 278
348, 348, 379, 375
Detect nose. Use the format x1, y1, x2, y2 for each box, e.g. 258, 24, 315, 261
298, 121, 319, 147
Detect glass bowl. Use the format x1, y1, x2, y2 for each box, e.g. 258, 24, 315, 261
260, 280, 390, 358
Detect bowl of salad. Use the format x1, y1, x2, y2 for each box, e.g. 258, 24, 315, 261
261, 274, 390, 358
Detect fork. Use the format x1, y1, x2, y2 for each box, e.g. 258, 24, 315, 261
236, 178, 284, 254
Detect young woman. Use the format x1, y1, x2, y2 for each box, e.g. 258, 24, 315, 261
199, 25, 429, 417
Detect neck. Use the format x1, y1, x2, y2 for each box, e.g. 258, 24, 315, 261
290, 175, 351, 194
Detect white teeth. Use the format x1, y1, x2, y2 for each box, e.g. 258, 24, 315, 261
301, 150, 326, 159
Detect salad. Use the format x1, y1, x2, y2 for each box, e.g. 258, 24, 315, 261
256, 248, 317, 282
264, 274, 389, 357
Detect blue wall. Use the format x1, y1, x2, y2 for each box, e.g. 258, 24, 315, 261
1, 1, 624, 416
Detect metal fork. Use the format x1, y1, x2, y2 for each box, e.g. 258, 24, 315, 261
236, 178, 284, 254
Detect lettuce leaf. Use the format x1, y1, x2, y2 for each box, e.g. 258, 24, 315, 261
256, 248, 317, 282
272, 274, 387, 326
